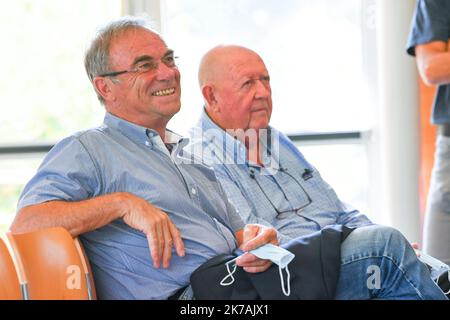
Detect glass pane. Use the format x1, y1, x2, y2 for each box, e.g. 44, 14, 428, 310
0, 0, 122, 145
295, 142, 370, 217
0, 156, 43, 235
164, 0, 370, 136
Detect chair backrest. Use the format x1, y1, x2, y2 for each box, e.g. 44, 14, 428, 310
7, 227, 94, 300
0, 236, 22, 300
74, 237, 97, 300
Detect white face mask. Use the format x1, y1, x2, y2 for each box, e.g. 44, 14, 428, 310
220, 243, 295, 297
250, 243, 295, 269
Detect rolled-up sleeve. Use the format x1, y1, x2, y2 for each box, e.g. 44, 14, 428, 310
406, 0, 450, 56
17, 135, 101, 211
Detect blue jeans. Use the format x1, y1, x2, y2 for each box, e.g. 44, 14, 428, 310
334, 225, 448, 300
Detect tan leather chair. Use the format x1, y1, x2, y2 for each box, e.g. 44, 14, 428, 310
0, 236, 22, 299
7, 227, 95, 300
74, 237, 97, 300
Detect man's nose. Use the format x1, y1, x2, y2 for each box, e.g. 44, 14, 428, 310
255, 80, 271, 99
155, 61, 177, 81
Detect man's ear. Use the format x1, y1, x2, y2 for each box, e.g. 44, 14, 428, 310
202, 85, 219, 113
93, 77, 114, 102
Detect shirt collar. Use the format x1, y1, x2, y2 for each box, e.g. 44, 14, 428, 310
197, 108, 248, 164
103, 112, 184, 149
165, 129, 184, 144
196, 107, 280, 169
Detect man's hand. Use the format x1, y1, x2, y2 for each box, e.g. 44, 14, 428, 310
121, 193, 185, 269
411, 242, 420, 257
236, 224, 278, 273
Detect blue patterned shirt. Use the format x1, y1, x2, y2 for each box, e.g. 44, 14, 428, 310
17, 112, 244, 300
188, 109, 372, 244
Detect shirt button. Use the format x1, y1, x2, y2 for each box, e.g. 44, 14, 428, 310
191, 188, 197, 195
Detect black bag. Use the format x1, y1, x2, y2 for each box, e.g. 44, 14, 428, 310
190, 225, 354, 300
436, 270, 450, 298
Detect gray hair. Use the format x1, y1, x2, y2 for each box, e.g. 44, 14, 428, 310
84, 16, 159, 104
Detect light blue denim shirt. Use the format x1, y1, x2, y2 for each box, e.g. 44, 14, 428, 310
188, 109, 372, 244
17, 112, 244, 300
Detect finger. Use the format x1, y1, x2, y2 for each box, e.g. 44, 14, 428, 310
161, 218, 173, 269
270, 236, 279, 246
410, 243, 420, 258
238, 257, 271, 268
168, 220, 185, 257
148, 217, 163, 269
236, 253, 259, 266
146, 231, 160, 269
242, 225, 259, 245
244, 261, 272, 273
241, 228, 277, 252
155, 217, 164, 267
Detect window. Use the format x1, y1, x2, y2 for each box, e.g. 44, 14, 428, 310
0, 0, 122, 145
163, 0, 373, 217
0, 0, 123, 233
296, 141, 369, 215
164, 0, 372, 135
0, 157, 42, 233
